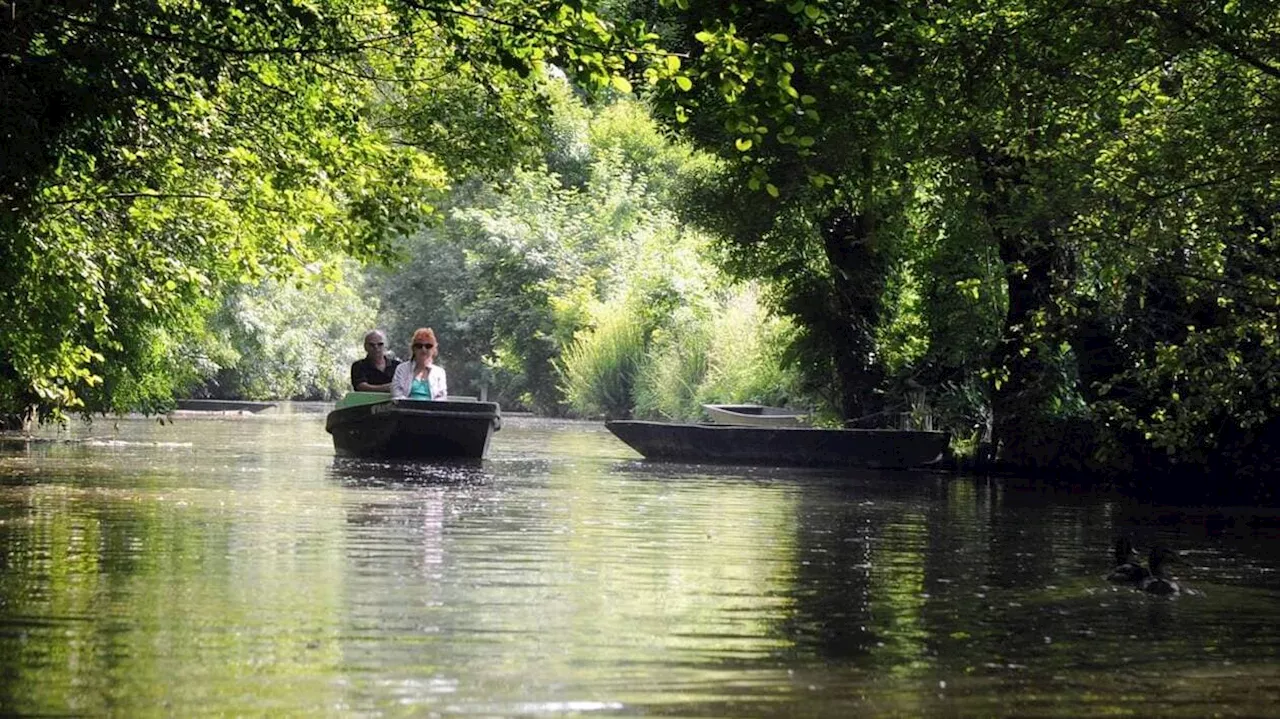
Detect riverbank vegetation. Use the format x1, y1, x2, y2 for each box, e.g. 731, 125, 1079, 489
628, 0, 1279, 484
2, 1, 1276, 489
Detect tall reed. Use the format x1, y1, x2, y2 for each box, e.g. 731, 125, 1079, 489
633, 286, 804, 420
631, 308, 711, 420
695, 287, 802, 410
559, 302, 646, 418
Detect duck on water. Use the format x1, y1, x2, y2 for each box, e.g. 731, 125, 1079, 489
1105, 537, 1151, 584
1140, 546, 1182, 595
1106, 539, 1183, 595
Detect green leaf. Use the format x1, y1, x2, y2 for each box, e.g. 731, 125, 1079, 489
765, 183, 779, 197
735, 137, 753, 151
611, 76, 633, 94
770, 33, 790, 42
675, 75, 693, 92
665, 55, 681, 73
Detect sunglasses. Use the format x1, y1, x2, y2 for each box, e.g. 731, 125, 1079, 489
413, 342, 435, 350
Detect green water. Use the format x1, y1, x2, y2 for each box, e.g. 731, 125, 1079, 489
1, 410, 1278, 716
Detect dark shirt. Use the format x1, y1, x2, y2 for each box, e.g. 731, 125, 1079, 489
350, 356, 400, 391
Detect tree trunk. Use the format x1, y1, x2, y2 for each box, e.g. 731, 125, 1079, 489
818, 205, 887, 424
972, 143, 1067, 466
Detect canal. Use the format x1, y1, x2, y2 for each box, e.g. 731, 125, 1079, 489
1, 409, 1278, 716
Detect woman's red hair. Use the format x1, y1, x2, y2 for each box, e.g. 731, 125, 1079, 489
410, 327, 438, 360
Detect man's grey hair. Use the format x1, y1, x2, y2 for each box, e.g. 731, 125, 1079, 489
364, 330, 386, 344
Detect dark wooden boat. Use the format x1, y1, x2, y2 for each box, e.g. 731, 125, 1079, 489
605, 420, 947, 469
326, 393, 501, 459
175, 399, 277, 413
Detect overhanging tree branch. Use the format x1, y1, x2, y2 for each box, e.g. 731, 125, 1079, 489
39, 191, 292, 215
400, 0, 687, 60
45, 10, 415, 57
1144, 2, 1280, 82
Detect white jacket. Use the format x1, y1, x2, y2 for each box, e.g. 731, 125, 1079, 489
390, 361, 448, 400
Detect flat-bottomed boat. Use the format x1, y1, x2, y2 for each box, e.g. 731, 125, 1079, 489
606, 420, 947, 469
326, 392, 501, 459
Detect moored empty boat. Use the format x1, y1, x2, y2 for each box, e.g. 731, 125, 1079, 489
702, 403, 809, 427
326, 392, 501, 459
175, 399, 277, 413
606, 420, 947, 469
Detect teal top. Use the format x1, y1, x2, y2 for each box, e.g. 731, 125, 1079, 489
409, 378, 432, 399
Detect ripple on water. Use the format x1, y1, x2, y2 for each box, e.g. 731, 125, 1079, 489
0, 415, 1279, 716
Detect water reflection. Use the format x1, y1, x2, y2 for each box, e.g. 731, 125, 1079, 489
0, 414, 1278, 715
330, 456, 494, 488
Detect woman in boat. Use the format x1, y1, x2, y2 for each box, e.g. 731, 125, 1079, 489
391, 327, 448, 401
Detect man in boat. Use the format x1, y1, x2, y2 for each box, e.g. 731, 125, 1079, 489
350, 330, 400, 392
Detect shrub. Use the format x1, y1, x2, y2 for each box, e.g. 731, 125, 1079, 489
559, 301, 646, 418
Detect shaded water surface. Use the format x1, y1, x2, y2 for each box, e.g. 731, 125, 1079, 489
1, 411, 1279, 716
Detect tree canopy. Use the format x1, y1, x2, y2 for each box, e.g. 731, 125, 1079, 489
626, 0, 1279, 480
4, 0, 1277, 485
0, 0, 675, 421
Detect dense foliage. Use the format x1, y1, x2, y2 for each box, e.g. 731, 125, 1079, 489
0, 0, 676, 424
626, 0, 1279, 481
198, 269, 378, 400
368, 90, 797, 416
5, 0, 1276, 486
